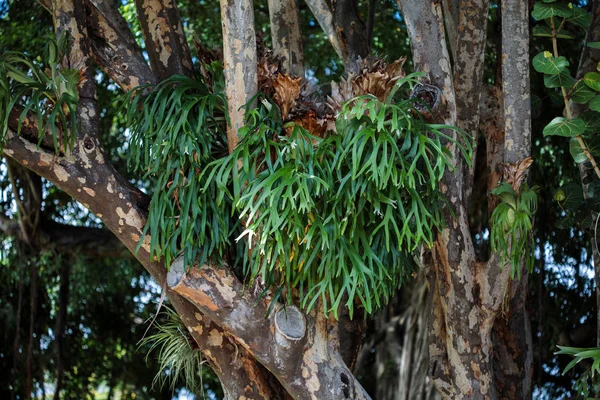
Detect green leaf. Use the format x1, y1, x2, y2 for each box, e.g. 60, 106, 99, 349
580, 111, 600, 134
570, 81, 596, 104
569, 136, 600, 163
543, 117, 585, 137
584, 72, 600, 91
533, 24, 575, 39
532, 2, 573, 20
557, 182, 584, 210
544, 69, 576, 88
588, 42, 600, 49
565, 6, 591, 29
590, 95, 600, 112
533, 52, 569, 75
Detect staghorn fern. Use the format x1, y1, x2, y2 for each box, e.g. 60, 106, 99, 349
208, 72, 472, 317
0, 33, 79, 152
124, 64, 234, 269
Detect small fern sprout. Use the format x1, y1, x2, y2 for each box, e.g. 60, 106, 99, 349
490, 158, 539, 278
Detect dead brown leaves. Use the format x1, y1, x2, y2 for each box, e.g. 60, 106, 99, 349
328, 57, 406, 112
502, 157, 533, 194
273, 74, 302, 120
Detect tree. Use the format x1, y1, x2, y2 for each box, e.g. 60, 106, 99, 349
2, 0, 600, 399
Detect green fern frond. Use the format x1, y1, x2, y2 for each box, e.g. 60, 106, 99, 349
0, 33, 79, 152
139, 307, 206, 393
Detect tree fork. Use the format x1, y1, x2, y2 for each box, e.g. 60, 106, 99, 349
167, 258, 372, 400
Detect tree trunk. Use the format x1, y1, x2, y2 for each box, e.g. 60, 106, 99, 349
268, 0, 304, 77
397, 0, 533, 398
54, 261, 70, 400
11, 257, 25, 400
25, 259, 38, 399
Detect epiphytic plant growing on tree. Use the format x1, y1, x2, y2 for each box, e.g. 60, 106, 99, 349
0, 34, 79, 152
126, 55, 471, 317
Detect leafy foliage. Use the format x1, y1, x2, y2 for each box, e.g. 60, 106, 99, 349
207, 72, 471, 316
490, 182, 538, 278
124, 65, 233, 269
555, 346, 600, 398
0, 34, 79, 152
139, 307, 211, 395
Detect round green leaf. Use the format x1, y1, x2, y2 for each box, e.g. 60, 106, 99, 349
590, 95, 600, 112
543, 117, 585, 137
581, 111, 600, 134
533, 25, 575, 39
544, 70, 576, 88
533, 52, 569, 75
584, 72, 600, 91
532, 2, 573, 20
566, 6, 591, 29
570, 137, 590, 163
570, 82, 596, 104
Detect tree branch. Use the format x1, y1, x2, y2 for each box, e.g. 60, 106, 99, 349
168, 259, 371, 400
453, 0, 489, 208
331, 0, 369, 67
134, 0, 193, 79
268, 0, 305, 77
304, 0, 344, 60
220, 0, 258, 153
85, 0, 157, 91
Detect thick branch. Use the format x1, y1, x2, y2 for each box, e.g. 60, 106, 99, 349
220, 0, 258, 153
86, 0, 156, 91
268, 0, 305, 77
453, 0, 489, 207
168, 259, 371, 400
134, 0, 193, 79
501, 0, 531, 164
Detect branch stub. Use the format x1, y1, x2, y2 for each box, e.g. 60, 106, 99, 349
274, 305, 306, 340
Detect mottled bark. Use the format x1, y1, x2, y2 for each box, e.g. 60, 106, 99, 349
268, 0, 305, 77
86, 0, 157, 91
398, 0, 533, 398
168, 260, 371, 400
454, 0, 489, 207
220, 0, 258, 153
480, 84, 504, 211
134, 0, 193, 79
501, 0, 531, 165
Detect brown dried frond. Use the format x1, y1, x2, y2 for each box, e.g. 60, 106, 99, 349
257, 57, 281, 96
327, 57, 407, 112
273, 74, 302, 120
502, 157, 533, 194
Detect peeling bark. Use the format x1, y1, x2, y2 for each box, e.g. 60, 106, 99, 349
268, 0, 304, 77
220, 0, 258, 153
399, 0, 533, 398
